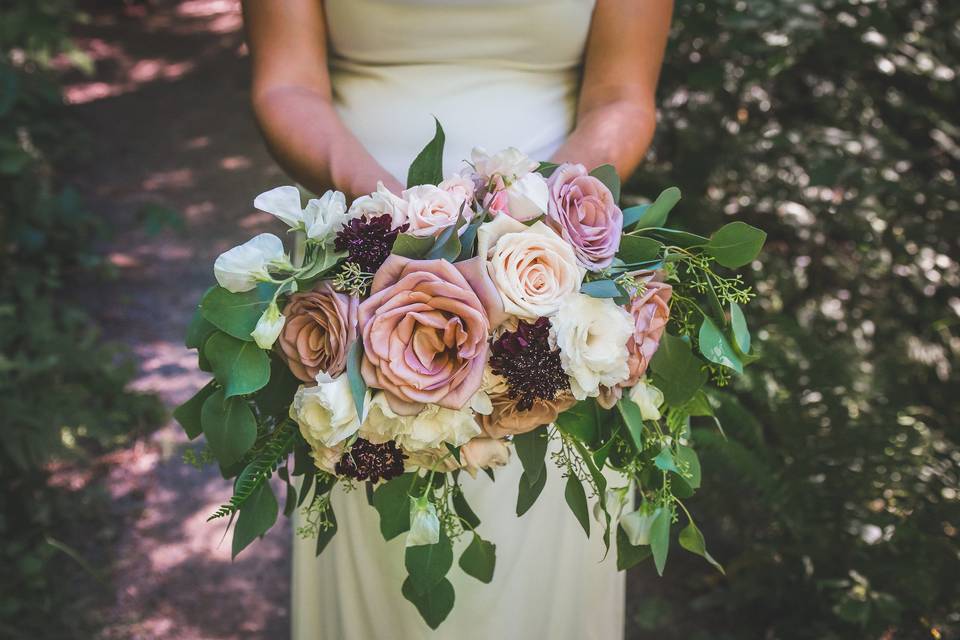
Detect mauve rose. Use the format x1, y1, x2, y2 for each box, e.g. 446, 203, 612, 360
358, 255, 506, 416
598, 275, 672, 409
546, 163, 623, 271
278, 281, 358, 383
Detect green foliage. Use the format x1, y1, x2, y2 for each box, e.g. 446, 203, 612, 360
458, 532, 496, 584
406, 118, 446, 188
626, 1, 960, 637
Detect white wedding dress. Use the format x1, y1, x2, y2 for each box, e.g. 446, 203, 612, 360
292, 1, 626, 638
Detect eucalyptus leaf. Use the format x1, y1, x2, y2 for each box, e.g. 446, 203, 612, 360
730, 302, 751, 353
405, 529, 454, 595
185, 304, 216, 349
555, 399, 599, 444
676, 445, 702, 489
649, 334, 708, 406
205, 331, 271, 398
231, 481, 278, 558
451, 484, 480, 529
373, 473, 418, 540
406, 118, 445, 187
201, 283, 278, 341
513, 428, 549, 484
698, 316, 744, 373
616, 525, 652, 571
580, 279, 622, 299
617, 236, 663, 264
315, 502, 338, 556
650, 506, 672, 576
705, 221, 767, 268
200, 388, 257, 466
426, 215, 465, 262
345, 340, 367, 421
622, 187, 682, 231
636, 227, 709, 248
392, 233, 435, 259
401, 576, 455, 630
616, 398, 645, 451
516, 467, 548, 517
654, 446, 680, 473
173, 379, 217, 440
564, 474, 591, 537
459, 532, 496, 583
679, 518, 724, 574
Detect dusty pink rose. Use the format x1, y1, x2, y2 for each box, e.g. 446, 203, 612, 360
358, 255, 506, 416
598, 276, 672, 409
546, 163, 622, 271
279, 281, 358, 383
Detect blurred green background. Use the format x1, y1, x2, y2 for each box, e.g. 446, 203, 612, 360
1, 0, 957, 638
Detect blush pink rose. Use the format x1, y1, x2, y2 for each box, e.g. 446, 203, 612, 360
598, 276, 673, 409
358, 255, 506, 416
278, 281, 358, 383
546, 163, 623, 271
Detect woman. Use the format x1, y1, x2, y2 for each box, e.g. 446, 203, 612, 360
241, 1, 672, 638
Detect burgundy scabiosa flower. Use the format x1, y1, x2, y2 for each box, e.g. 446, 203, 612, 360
335, 437, 406, 483
489, 317, 570, 411
334, 214, 405, 273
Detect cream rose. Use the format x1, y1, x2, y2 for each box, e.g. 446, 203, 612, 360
289, 375, 365, 448
477, 216, 584, 320
548, 292, 634, 400
348, 181, 407, 230
360, 393, 482, 452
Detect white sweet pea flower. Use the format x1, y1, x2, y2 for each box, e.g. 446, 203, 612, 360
253, 185, 306, 228
471, 146, 539, 181
628, 379, 665, 421
594, 483, 632, 524
619, 505, 666, 546
303, 189, 349, 243
406, 495, 440, 547
251, 301, 285, 349
213, 233, 288, 293
504, 172, 549, 221
289, 375, 365, 448
548, 293, 634, 399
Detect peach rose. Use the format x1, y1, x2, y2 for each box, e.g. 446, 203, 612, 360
480, 388, 577, 439
598, 276, 672, 409
278, 281, 358, 383
460, 437, 511, 477
358, 255, 506, 416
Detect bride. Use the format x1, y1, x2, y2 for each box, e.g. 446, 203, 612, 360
240, 1, 672, 638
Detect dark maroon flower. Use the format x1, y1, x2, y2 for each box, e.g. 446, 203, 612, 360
489, 318, 570, 411
335, 437, 406, 483
334, 214, 405, 273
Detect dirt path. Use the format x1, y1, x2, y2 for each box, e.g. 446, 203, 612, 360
65, 2, 289, 637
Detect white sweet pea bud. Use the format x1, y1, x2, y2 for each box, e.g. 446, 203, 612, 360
213, 233, 287, 293
504, 172, 549, 222
251, 301, 285, 349
619, 505, 665, 546
303, 190, 349, 244
628, 379, 665, 422
594, 483, 631, 524
254, 185, 307, 229
406, 495, 440, 547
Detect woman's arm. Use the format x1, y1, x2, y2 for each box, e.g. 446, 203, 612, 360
550, 0, 673, 179
241, 1, 404, 198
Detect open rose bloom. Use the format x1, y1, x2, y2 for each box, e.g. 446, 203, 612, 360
177, 123, 764, 629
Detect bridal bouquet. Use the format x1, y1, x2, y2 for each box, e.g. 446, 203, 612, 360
175, 122, 765, 628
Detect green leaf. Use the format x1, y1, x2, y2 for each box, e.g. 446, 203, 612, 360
649, 334, 707, 406
564, 474, 590, 537
231, 481, 278, 558
459, 532, 496, 583
679, 519, 724, 574
705, 221, 767, 268
676, 445, 702, 489
617, 236, 662, 264
173, 380, 217, 440
681, 390, 714, 417
570, 438, 611, 553
315, 501, 338, 556
698, 316, 744, 373
650, 506, 672, 576
555, 399, 599, 444
589, 164, 621, 202
445, 442, 461, 464
205, 332, 271, 398
580, 279, 622, 298
253, 356, 301, 419
392, 233, 435, 259
345, 340, 367, 421
622, 187, 682, 231
200, 283, 278, 341
654, 446, 679, 473
297, 248, 345, 283
401, 576, 455, 630
730, 302, 751, 353
616, 525, 652, 571
201, 389, 257, 466
616, 399, 645, 451
426, 215, 465, 262
373, 473, 418, 540
456, 217, 482, 262
636, 227, 709, 248
536, 161, 560, 178
185, 304, 216, 349
451, 484, 480, 529
407, 118, 445, 187
405, 529, 454, 595
513, 428, 549, 484
516, 467, 548, 517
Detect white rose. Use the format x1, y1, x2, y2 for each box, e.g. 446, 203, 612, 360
303, 190, 349, 244
407, 496, 440, 547
289, 375, 364, 448
549, 293, 633, 400
360, 393, 481, 451
310, 443, 345, 475
477, 216, 584, 320
401, 184, 466, 237
253, 185, 306, 228
628, 379, 665, 421
504, 172, 548, 221
348, 181, 407, 229
471, 146, 538, 181
213, 233, 288, 293
250, 301, 285, 349
438, 172, 477, 207
460, 437, 511, 478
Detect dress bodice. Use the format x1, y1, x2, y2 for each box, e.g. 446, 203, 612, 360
324, 0, 596, 179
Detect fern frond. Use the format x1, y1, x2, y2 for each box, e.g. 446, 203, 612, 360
207, 421, 298, 521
